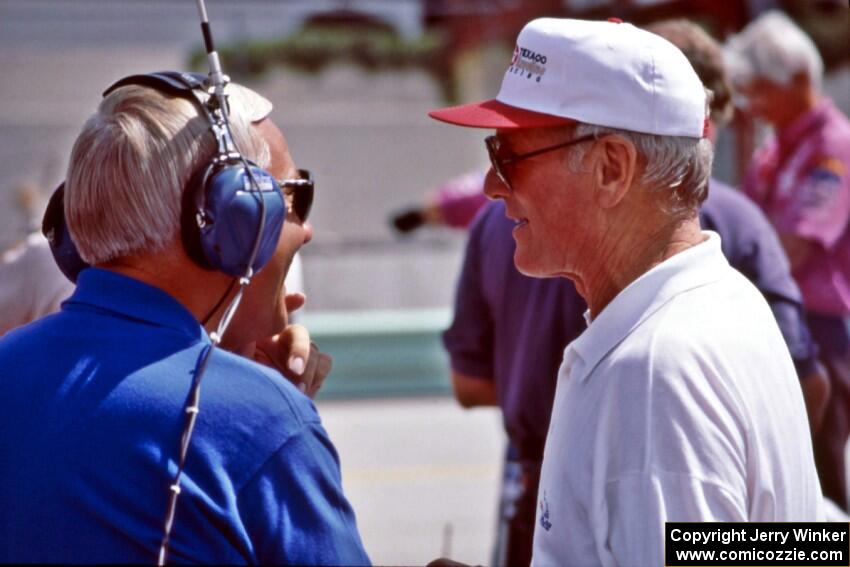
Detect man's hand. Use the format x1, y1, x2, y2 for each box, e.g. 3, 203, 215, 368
227, 292, 332, 398
451, 370, 498, 408
253, 323, 332, 398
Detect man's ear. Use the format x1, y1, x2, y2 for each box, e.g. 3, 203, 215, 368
591, 134, 638, 208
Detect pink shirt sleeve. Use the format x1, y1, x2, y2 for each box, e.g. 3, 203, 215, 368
435, 170, 488, 229
774, 157, 850, 249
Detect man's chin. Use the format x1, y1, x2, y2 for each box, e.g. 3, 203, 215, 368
513, 253, 547, 279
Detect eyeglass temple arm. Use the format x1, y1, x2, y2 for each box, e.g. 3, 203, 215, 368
502, 135, 596, 165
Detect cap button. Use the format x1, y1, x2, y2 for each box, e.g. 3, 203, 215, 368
607, 17, 624, 23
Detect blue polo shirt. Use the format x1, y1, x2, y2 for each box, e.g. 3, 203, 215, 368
0, 268, 369, 565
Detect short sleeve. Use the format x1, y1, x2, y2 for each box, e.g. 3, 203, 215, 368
599, 473, 746, 567
767, 300, 819, 378
442, 212, 495, 379
773, 159, 850, 249
238, 421, 370, 566
0, 234, 74, 336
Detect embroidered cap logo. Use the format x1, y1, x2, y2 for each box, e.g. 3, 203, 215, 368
508, 44, 548, 83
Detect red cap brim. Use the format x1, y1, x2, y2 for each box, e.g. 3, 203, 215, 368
428, 98, 575, 129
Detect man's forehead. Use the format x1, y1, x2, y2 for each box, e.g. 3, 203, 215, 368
256, 118, 296, 177
495, 125, 573, 145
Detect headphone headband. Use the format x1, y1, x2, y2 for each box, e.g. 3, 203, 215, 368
104, 71, 207, 99
43, 70, 286, 281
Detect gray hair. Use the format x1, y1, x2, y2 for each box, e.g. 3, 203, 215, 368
567, 122, 714, 219
724, 10, 823, 88
65, 81, 273, 265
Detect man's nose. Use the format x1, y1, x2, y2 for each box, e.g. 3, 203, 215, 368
483, 168, 508, 200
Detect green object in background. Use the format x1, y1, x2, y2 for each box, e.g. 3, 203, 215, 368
188, 24, 459, 104
301, 309, 453, 399
188, 24, 445, 76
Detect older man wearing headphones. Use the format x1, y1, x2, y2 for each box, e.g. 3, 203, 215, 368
0, 75, 369, 564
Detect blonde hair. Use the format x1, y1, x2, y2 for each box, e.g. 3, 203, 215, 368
65, 81, 272, 264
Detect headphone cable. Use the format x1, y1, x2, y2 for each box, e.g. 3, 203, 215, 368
157, 277, 250, 565
157, 0, 270, 563
200, 278, 237, 326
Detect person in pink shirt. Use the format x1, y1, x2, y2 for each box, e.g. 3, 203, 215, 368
727, 10, 850, 509
390, 169, 487, 233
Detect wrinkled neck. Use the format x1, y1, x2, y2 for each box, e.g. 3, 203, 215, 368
576, 215, 704, 319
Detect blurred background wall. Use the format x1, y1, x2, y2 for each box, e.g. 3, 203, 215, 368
1, 0, 848, 563
2, 0, 848, 312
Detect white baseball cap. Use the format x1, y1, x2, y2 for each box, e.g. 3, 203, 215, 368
429, 18, 707, 138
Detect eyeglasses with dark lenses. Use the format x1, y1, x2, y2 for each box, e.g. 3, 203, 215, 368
278, 169, 314, 223
485, 134, 596, 191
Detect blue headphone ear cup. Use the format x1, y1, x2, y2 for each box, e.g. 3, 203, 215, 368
182, 162, 286, 277
181, 163, 217, 271
42, 183, 90, 283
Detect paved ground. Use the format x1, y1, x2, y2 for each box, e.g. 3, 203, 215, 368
318, 397, 505, 565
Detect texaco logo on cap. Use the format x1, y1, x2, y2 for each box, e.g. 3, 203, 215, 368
508, 44, 548, 83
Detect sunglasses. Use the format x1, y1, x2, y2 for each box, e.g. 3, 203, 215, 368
278, 168, 314, 223
485, 134, 596, 191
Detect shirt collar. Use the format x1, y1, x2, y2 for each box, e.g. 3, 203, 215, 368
64, 267, 207, 341
566, 231, 728, 383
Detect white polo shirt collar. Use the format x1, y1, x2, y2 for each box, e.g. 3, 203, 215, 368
567, 231, 728, 383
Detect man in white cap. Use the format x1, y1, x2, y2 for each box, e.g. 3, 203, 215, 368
429, 17, 822, 566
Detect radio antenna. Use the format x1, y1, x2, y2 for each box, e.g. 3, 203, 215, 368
194, 0, 227, 108
157, 2, 269, 564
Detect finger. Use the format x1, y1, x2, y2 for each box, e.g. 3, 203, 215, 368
306, 352, 333, 398
256, 324, 310, 379
298, 342, 321, 394
279, 324, 311, 379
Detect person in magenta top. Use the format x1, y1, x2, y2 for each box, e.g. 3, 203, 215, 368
727, 10, 850, 509
390, 170, 487, 233
741, 98, 850, 317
